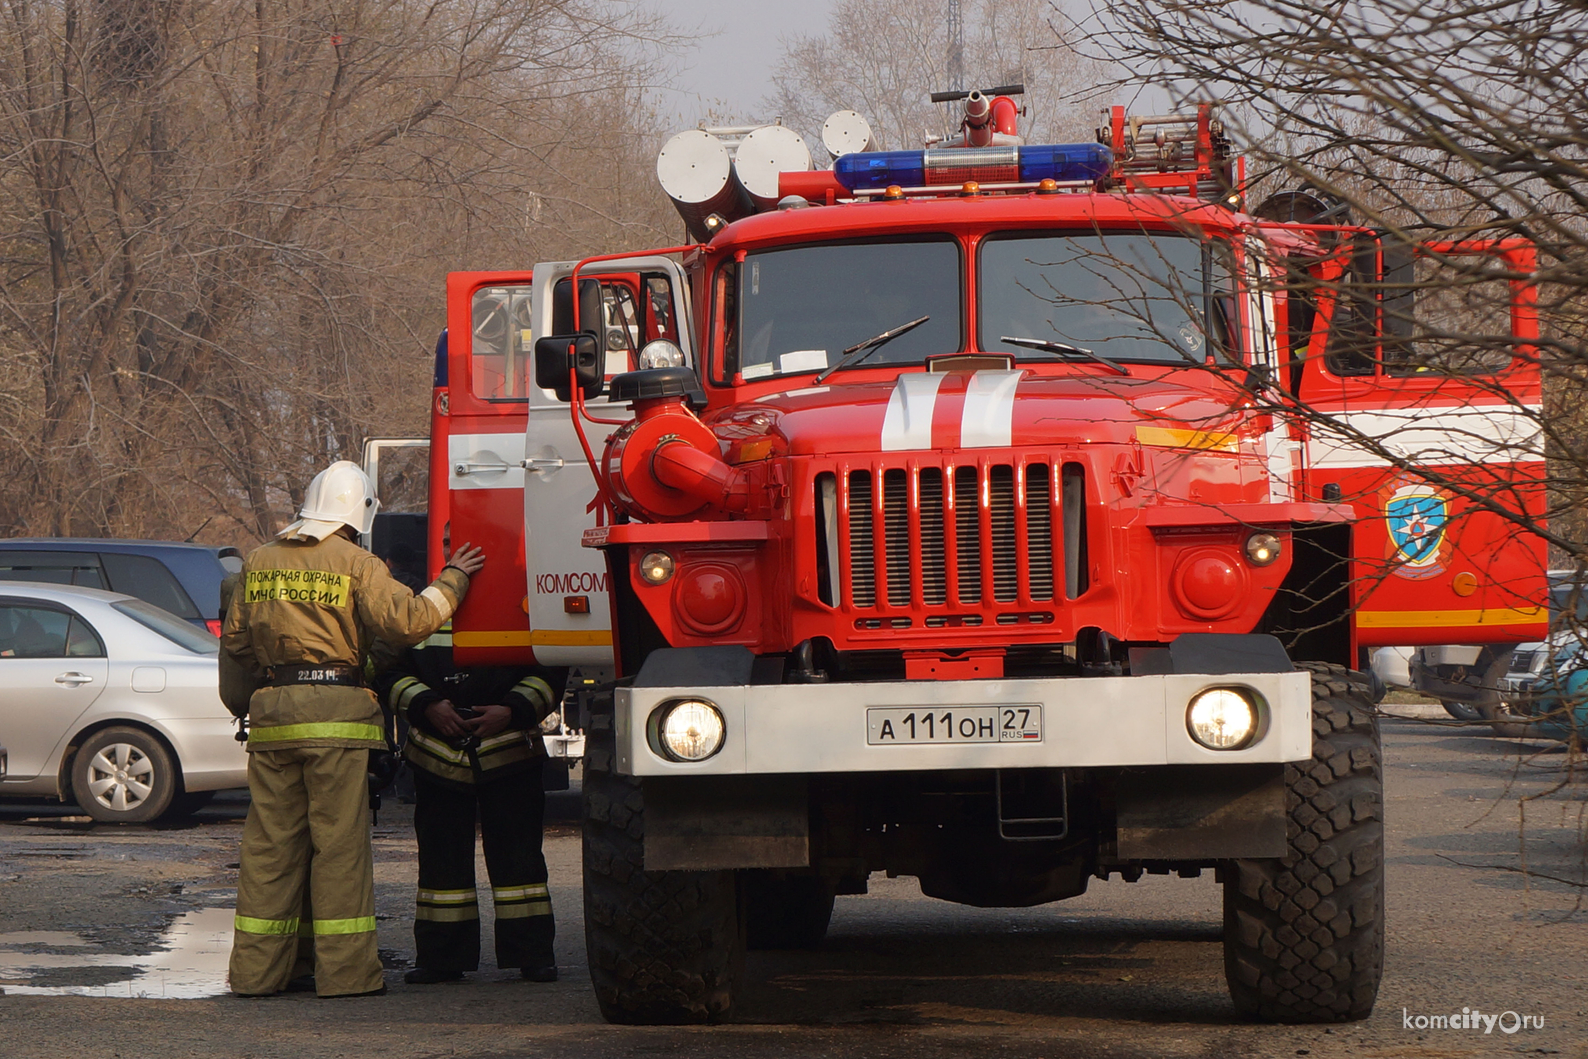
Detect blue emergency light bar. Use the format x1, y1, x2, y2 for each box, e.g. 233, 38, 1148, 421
833, 142, 1113, 192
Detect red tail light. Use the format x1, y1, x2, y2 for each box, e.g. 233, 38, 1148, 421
206, 619, 224, 637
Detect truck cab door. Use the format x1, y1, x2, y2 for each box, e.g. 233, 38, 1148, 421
442, 259, 693, 666
521, 256, 694, 668
1295, 235, 1547, 651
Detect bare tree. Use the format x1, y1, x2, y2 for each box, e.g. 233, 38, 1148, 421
0, 0, 678, 544
764, 0, 1106, 153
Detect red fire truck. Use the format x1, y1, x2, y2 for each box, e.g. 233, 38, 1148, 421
412, 93, 1545, 1025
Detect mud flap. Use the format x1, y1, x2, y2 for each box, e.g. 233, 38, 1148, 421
1115, 763, 1286, 860
643, 775, 810, 871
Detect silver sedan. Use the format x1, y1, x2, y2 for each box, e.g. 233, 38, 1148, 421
0, 582, 247, 823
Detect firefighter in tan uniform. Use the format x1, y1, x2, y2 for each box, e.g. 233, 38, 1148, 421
221, 460, 485, 998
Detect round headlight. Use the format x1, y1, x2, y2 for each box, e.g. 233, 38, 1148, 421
1245, 532, 1282, 566
639, 550, 675, 584
654, 699, 725, 762
638, 339, 686, 370
1187, 687, 1260, 750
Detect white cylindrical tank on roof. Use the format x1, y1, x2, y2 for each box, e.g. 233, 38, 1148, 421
733, 125, 813, 210
821, 110, 878, 159
657, 129, 752, 243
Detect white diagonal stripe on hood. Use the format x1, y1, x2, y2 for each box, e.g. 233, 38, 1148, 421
960, 370, 1023, 448
880, 372, 946, 451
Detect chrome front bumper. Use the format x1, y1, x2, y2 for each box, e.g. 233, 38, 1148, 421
615, 670, 1312, 776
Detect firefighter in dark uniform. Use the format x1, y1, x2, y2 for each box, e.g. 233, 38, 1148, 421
220, 460, 485, 998
376, 625, 561, 984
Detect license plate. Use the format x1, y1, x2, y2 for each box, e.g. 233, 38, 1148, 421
866, 705, 1043, 745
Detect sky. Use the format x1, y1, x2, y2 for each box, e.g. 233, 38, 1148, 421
644, 0, 840, 126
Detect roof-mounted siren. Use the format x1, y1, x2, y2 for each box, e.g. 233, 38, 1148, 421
733, 125, 813, 211
821, 110, 878, 159
657, 129, 754, 243
833, 141, 1112, 193
1096, 103, 1240, 205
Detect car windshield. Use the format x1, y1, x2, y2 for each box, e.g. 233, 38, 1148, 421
1549, 581, 1588, 623
1556, 639, 1583, 659
113, 599, 220, 655
978, 232, 1237, 363
724, 239, 961, 381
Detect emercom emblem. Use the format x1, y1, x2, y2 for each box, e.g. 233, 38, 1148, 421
1385, 485, 1448, 578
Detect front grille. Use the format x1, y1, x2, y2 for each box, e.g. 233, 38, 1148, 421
832, 460, 1087, 612
919, 469, 946, 605
883, 470, 911, 606
1026, 472, 1053, 600
847, 470, 875, 607
954, 467, 981, 603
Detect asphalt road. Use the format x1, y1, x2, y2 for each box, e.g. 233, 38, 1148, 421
1, 709, 1585, 1058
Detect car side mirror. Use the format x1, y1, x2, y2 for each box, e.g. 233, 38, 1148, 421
535, 334, 603, 401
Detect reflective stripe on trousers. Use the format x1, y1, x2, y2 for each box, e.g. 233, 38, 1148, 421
236, 915, 378, 935
247, 721, 384, 746
493, 883, 552, 919
416, 887, 480, 924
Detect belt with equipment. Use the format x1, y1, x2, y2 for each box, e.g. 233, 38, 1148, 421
264, 664, 365, 688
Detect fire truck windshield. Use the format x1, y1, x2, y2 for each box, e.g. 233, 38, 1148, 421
979, 232, 1237, 364
724, 238, 961, 382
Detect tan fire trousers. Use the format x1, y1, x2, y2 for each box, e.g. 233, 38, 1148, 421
230, 746, 382, 997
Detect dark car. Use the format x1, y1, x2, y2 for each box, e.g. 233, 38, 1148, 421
0, 540, 242, 635
1510, 638, 1588, 741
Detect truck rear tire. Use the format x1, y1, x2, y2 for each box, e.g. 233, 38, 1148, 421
745, 871, 834, 950
1222, 663, 1384, 1022
582, 690, 743, 1024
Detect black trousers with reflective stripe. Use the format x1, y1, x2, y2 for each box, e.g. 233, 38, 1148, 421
411, 760, 553, 971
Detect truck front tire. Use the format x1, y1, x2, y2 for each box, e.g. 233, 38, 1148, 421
582, 690, 743, 1024
1222, 663, 1385, 1022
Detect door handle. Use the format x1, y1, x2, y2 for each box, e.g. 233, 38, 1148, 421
55, 672, 94, 687
522, 457, 565, 473
453, 459, 512, 477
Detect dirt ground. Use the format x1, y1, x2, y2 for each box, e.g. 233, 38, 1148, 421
1, 707, 1585, 1058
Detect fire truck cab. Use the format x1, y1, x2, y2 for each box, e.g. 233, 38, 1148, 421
439, 97, 1544, 1027
406, 258, 694, 669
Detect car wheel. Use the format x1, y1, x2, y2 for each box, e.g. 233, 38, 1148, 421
1440, 699, 1487, 722
1440, 649, 1513, 723
71, 726, 177, 824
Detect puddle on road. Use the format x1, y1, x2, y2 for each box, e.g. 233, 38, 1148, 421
0, 907, 233, 997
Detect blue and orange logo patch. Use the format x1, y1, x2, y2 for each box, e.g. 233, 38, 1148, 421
1384, 484, 1449, 579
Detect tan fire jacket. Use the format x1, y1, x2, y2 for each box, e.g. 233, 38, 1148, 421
220, 532, 469, 751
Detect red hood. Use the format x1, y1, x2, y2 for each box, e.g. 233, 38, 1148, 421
705, 367, 1254, 456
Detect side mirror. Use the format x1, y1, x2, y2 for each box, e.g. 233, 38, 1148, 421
535, 334, 603, 401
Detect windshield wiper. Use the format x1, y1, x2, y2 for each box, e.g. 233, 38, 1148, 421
999, 335, 1131, 376
814, 315, 931, 383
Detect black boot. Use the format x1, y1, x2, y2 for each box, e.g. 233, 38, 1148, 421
520, 963, 558, 983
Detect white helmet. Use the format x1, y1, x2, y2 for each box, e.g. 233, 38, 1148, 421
278, 460, 380, 540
